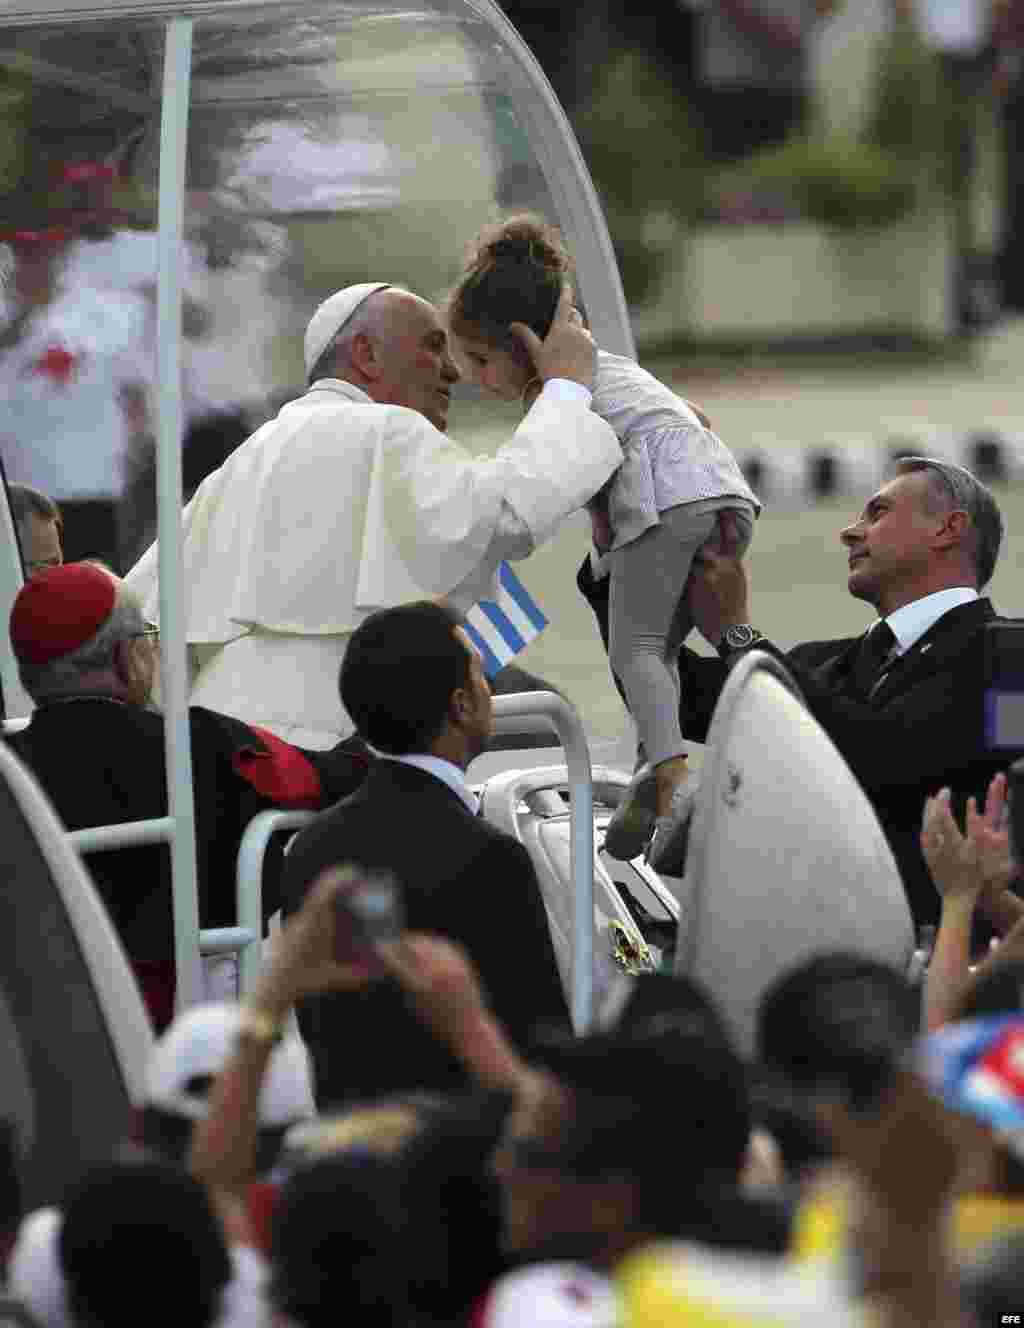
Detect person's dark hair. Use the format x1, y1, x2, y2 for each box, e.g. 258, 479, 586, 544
757, 952, 920, 1112
340, 600, 470, 754
529, 1015, 751, 1236
892, 456, 1003, 589
271, 1152, 412, 1328
447, 214, 573, 352
59, 1160, 231, 1328
960, 1232, 1024, 1323
745, 1073, 833, 1177
398, 1093, 509, 1322
136, 1103, 288, 1175
959, 956, 1024, 1021
7, 483, 61, 532
598, 971, 729, 1040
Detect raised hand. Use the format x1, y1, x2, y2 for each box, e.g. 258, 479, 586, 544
510, 288, 596, 391
970, 772, 1015, 897
920, 788, 981, 902
252, 866, 380, 1019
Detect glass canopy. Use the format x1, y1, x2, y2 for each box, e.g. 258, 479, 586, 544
0, 0, 630, 1021
0, 0, 631, 533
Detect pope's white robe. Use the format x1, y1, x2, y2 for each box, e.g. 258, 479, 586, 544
125, 378, 622, 747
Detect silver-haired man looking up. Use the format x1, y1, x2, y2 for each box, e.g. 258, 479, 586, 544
582, 457, 1012, 928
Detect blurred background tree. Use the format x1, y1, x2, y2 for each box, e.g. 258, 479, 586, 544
573, 49, 707, 304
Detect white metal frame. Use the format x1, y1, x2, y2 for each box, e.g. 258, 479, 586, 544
0, 741, 154, 1097
234, 808, 317, 993
487, 692, 596, 1030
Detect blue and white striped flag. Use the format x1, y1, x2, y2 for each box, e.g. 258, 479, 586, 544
463, 562, 548, 678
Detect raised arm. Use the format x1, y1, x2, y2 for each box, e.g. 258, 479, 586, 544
920, 789, 985, 1031
375, 933, 539, 1097
189, 868, 376, 1200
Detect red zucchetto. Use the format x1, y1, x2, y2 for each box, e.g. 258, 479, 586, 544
10, 562, 117, 665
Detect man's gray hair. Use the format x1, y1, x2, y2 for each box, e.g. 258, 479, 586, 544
19, 588, 147, 700
8, 482, 61, 529
306, 296, 383, 387
892, 455, 1004, 589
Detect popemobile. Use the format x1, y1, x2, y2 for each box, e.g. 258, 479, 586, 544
0, 0, 912, 1217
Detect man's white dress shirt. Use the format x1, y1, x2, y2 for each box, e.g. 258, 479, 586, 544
384, 754, 480, 814
883, 586, 980, 656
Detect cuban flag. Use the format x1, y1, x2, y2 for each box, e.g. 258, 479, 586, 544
463, 562, 548, 678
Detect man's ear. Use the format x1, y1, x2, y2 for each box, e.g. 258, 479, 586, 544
349, 330, 380, 381
935, 508, 970, 550
449, 684, 471, 728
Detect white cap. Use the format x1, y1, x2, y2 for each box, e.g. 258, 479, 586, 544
144, 1002, 315, 1128
303, 282, 391, 377
8, 1208, 69, 1328
476, 1264, 617, 1328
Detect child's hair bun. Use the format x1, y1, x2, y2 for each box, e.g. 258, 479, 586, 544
449, 213, 574, 346
477, 214, 572, 276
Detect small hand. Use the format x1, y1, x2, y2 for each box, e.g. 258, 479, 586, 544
920, 788, 982, 902
511, 288, 596, 391
971, 772, 1015, 901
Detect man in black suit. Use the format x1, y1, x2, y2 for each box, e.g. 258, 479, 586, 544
678, 455, 1011, 929
281, 600, 568, 1108
580, 455, 1010, 927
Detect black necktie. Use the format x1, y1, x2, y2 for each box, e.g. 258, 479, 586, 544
853, 621, 898, 698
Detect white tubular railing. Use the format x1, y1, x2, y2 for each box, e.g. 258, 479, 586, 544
68, 819, 254, 960
62, 18, 203, 1010
235, 810, 318, 995
489, 691, 595, 1033
155, 16, 201, 1012
67, 818, 175, 854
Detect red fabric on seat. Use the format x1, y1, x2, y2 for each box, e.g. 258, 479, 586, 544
231, 726, 323, 809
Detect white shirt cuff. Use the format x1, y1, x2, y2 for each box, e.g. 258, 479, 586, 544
541, 378, 593, 408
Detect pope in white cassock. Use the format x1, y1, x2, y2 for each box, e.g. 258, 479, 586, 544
124, 280, 623, 748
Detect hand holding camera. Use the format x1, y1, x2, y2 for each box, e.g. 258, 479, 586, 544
249, 864, 404, 1021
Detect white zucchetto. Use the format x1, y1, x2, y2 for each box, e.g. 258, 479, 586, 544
303, 282, 391, 376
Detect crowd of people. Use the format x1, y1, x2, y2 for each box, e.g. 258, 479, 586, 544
3, 218, 1024, 1324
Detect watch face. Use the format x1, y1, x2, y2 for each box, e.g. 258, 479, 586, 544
725, 625, 756, 649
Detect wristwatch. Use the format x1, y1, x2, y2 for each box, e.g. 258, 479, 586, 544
718, 624, 764, 657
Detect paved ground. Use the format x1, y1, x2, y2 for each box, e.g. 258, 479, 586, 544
451, 316, 1024, 756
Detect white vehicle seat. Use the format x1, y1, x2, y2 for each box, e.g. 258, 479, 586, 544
676, 651, 915, 1057
0, 741, 153, 1207
479, 765, 680, 1032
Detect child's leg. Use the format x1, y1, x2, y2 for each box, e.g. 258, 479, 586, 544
608, 510, 718, 817
662, 503, 756, 727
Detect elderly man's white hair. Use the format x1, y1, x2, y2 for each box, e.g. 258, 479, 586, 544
303, 282, 392, 381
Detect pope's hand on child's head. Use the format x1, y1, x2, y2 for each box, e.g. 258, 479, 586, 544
510, 288, 596, 392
